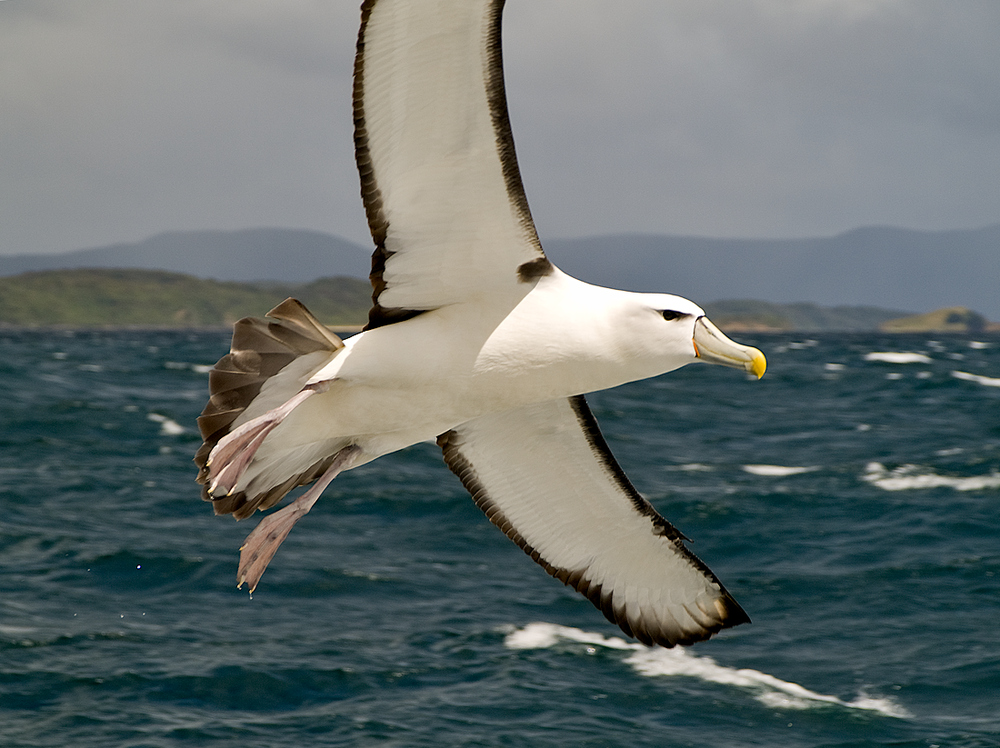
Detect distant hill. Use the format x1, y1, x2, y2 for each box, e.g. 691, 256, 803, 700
880, 307, 995, 333
545, 224, 1000, 321
2, 224, 997, 319
0, 268, 947, 331
702, 300, 912, 332
0, 228, 372, 283
0, 269, 371, 328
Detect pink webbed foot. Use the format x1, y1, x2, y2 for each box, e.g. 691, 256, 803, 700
237, 445, 360, 594
208, 384, 326, 497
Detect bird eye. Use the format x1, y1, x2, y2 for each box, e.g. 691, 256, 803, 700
661, 310, 689, 322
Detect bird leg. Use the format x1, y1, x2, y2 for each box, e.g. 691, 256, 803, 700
237, 444, 361, 594
208, 382, 329, 497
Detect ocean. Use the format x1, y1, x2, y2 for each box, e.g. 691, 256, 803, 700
1, 328, 998, 747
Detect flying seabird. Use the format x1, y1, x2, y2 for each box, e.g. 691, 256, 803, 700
195, 0, 766, 648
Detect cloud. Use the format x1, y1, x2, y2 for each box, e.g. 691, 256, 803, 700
502, 0, 1000, 238
0, 0, 365, 254
1, 0, 998, 256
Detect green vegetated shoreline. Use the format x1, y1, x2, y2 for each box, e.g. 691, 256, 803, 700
0, 268, 995, 333
0, 269, 372, 329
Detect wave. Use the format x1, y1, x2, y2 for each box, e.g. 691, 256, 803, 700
863, 462, 1000, 492
147, 413, 185, 436
504, 623, 909, 718
666, 463, 713, 472
864, 352, 933, 364
951, 370, 1000, 388
164, 361, 214, 374
742, 465, 818, 477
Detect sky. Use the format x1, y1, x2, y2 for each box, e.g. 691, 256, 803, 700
2, 0, 999, 257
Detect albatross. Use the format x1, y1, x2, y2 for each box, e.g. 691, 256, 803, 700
195, 0, 766, 649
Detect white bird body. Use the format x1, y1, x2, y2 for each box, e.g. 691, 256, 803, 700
228, 272, 709, 493
196, 0, 767, 648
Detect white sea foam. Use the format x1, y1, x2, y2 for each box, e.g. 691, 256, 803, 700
147, 413, 185, 436
864, 352, 932, 364
164, 361, 214, 374
504, 623, 909, 718
675, 463, 712, 472
862, 462, 1000, 492
742, 465, 818, 477
506, 622, 635, 652
951, 370, 1000, 388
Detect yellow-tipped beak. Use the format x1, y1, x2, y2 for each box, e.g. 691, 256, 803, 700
693, 316, 767, 379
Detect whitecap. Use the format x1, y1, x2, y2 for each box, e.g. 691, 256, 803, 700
951, 371, 1000, 388
864, 352, 932, 364
969, 341, 990, 350
824, 363, 845, 372
0, 624, 38, 638
504, 623, 909, 718
674, 463, 712, 472
147, 413, 185, 436
862, 462, 1000, 492
164, 361, 214, 374
742, 465, 817, 477
506, 622, 633, 652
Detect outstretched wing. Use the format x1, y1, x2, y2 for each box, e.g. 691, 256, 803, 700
438, 396, 750, 648
354, 0, 552, 329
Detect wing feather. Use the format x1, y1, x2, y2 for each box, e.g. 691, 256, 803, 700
438, 395, 749, 648
355, 0, 551, 329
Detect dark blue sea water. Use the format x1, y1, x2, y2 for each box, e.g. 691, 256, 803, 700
2, 328, 998, 747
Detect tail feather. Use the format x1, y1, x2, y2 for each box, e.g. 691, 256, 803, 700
211, 450, 341, 520
194, 298, 345, 516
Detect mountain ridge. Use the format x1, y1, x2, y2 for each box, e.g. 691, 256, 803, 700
1, 224, 997, 318
544, 223, 1000, 320
2, 268, 992, 332
0, 228, 372, 283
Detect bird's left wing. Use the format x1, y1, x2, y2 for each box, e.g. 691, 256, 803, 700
438, 396, 749, 648
355, 0, 551, 329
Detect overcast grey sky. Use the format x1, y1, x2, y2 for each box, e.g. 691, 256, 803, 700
2, 0, 998, 256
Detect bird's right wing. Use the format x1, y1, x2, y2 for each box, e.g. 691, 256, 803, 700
438, 396, 750, 648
